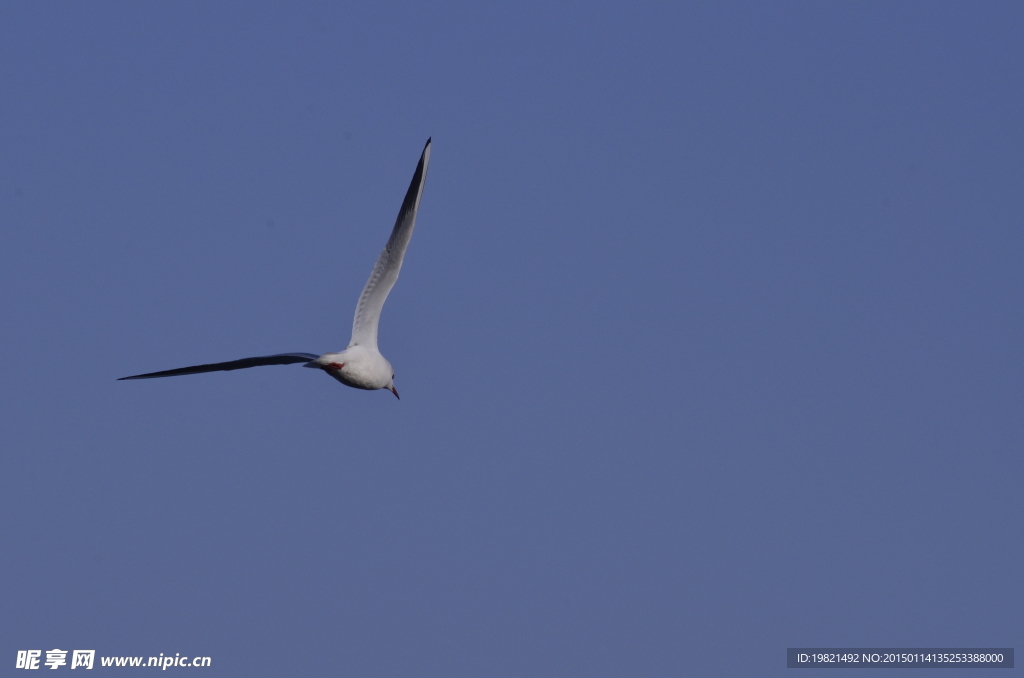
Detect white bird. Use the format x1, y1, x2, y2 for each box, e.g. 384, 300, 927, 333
119, 138, 432, 399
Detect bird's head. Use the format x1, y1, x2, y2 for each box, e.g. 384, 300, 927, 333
386, 372, 399, 399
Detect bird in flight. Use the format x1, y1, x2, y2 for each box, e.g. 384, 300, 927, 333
119, 138, 432, 399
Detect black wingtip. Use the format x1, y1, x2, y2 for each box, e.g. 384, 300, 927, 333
117, 353, 320, 381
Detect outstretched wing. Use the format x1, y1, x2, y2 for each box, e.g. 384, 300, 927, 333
118, 352, 319, 380
349, 138, 431, 350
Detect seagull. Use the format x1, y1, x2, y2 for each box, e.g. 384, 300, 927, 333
119, 138, 432, 399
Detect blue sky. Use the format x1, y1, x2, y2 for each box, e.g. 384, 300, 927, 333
1, 2, 1021, 675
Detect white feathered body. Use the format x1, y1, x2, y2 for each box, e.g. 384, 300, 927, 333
309, 346, 394, 390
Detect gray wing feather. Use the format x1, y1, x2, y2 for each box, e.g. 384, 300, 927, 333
349, 139, 431, 349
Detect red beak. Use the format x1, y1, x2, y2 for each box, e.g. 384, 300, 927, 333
390, 386, 400, 399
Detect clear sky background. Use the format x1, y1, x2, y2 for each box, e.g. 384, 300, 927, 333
1, 2, 1021, 676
